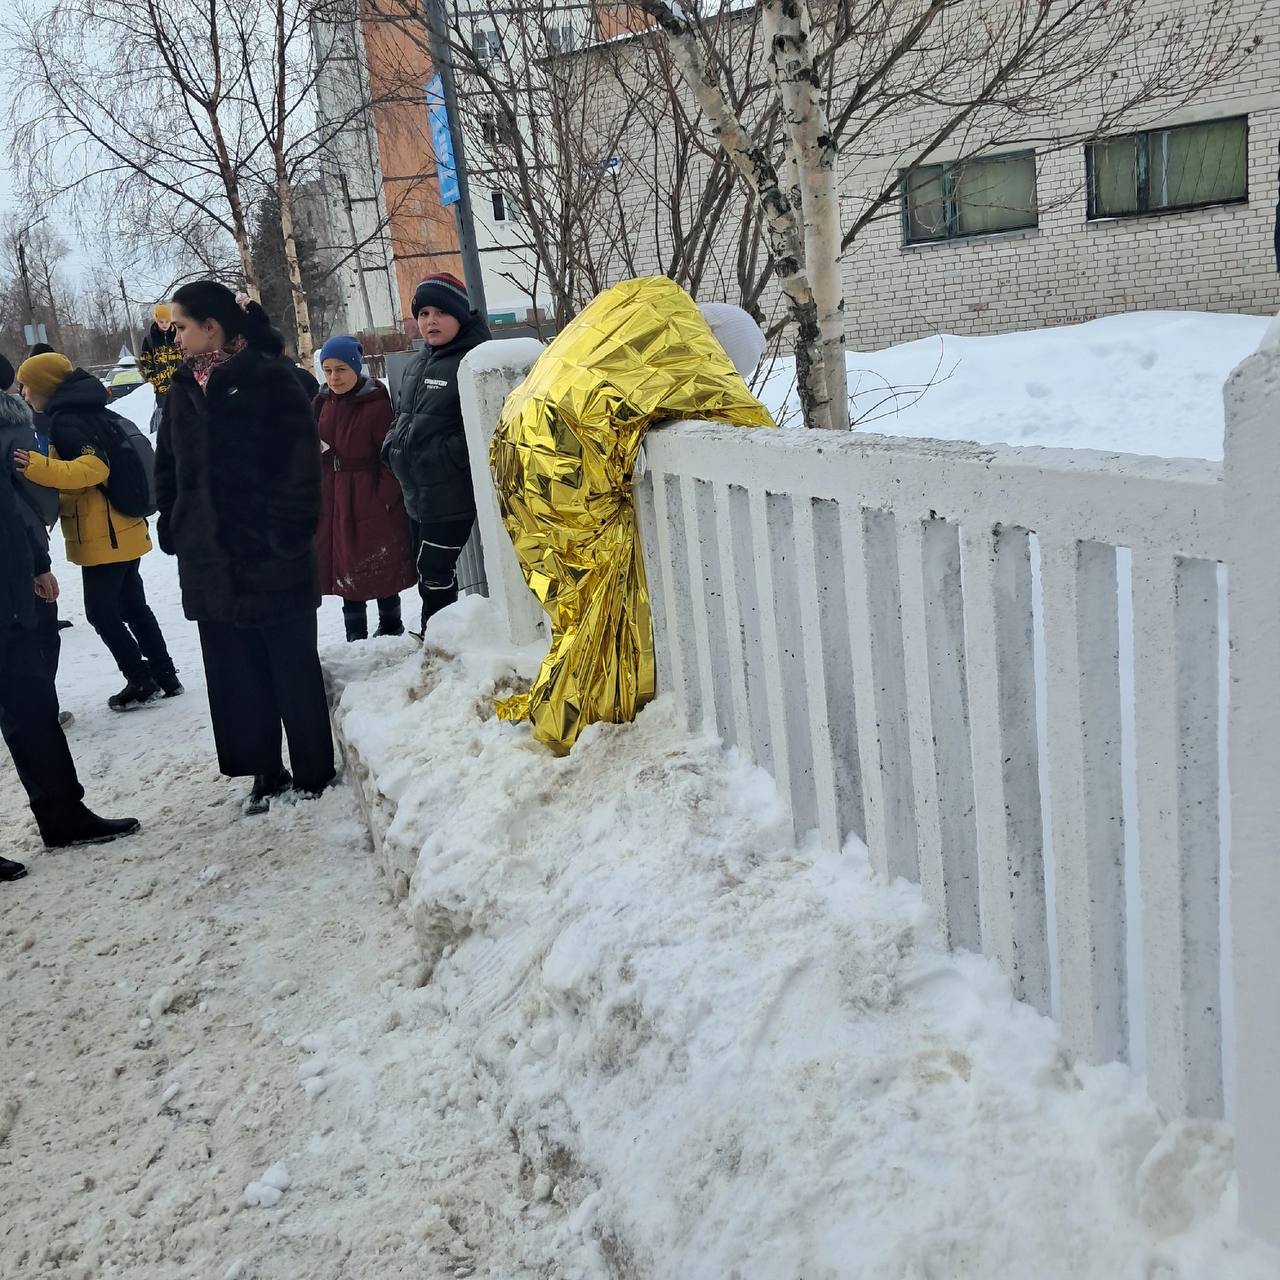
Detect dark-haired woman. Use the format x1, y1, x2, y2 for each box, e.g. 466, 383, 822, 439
155, 281, 335, 815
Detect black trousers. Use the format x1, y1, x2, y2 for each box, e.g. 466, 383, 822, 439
410, 517, 474, 631
82, 559, 175, 683
0, 623, 83, 826
197, 610, 335, 793
341, 596, 401, 635
35, 598, 61, 711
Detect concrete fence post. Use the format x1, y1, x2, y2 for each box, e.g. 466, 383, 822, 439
1223, 316, 1280, 1245
458, 339, 548, 647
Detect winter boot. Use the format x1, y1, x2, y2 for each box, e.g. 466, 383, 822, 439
38, 802, 141, 849
108, 668, 162, 712
342, 600, 369, 643
374, 597, 404, 638
0, 857, 27, 882
154, 666, 185, 699
243, 768, 293, 817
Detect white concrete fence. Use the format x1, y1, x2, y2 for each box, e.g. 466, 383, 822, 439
458, 328, 1280, 1244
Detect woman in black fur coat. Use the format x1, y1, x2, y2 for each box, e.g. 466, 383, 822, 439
156, 282, 334, 815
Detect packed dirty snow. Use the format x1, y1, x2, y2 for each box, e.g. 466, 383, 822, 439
327, 597, 1279, 1279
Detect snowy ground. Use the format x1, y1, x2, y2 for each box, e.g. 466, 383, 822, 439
3, 319, 1279, 1278
759, 310, 1269, 457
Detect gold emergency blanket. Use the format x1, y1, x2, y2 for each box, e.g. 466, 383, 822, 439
491, 276, 773, 753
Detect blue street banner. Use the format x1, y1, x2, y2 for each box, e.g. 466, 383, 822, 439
426, 75, 459, 207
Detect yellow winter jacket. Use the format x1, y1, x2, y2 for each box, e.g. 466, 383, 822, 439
25, 446, 153, 567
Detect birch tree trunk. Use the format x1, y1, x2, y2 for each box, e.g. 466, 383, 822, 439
276, 168, 315, 360
636, 0, 831, 429
764, 0, 848, 429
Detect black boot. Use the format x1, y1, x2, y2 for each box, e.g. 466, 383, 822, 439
38, 802, 141, 849
0, 857, 27, 882
108, 666, 162, 712
153, 666, 184, 698
243, 768, 293, 816
342, 600, 368, 643
374, 596, 404, 637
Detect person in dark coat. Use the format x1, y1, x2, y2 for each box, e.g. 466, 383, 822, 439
157, 281, 334, 815
0, 439, 140, 866
294, 363, 321, 400
139, 304, 184, 433
382, 272, 490, 634
314, 335, 415, 640
0, 356, 66, 722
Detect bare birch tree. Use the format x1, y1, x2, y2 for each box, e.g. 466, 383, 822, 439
631, 0, 1258, 428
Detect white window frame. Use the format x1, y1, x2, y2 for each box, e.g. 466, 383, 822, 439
472, 27, 503, 64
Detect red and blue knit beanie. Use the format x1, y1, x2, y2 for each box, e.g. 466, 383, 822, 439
411, 272, 471, 322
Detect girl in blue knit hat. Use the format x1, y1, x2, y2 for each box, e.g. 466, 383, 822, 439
314, 335, 416, 640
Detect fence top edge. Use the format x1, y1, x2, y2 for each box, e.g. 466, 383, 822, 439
645, 418, 1222, 487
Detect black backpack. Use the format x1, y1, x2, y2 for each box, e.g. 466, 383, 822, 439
94, 410, 157, 518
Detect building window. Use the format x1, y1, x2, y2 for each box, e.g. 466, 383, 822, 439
491, 190, 515, 223
547, 25, 575, 54
472, 28, 503, 64
1086, 116, 1248, 219
480, 112, 515, 148
902, 151, 1038, 244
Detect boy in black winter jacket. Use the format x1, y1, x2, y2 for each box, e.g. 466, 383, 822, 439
382, 272, 490, 634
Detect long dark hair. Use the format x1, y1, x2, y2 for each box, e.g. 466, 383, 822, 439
171, 281, 285, 357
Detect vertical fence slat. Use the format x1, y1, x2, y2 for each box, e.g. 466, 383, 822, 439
841, 505, 890, 877
897, 515, 948, 925
961, 523, 1050, 1013
1225, 343, 1280, 1243
748, 488, 793, 815
898, 516, 979, 950
1039, 537, 1127, 1063
649, 469, 691, 720
712, 481, 753, 755
793, 497, 841, 849
680, 476, 720, 735
1131, 550, 1223, 1118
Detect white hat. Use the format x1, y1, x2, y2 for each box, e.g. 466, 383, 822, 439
698, 303, 767, 380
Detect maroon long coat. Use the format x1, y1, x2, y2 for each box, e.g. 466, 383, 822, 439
314, 377, 417, 601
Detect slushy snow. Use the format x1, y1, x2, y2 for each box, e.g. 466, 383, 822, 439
2, 314, 1278, 1278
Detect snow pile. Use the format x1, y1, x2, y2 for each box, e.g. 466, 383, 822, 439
332, 597, 1280, 1279
758, 310, 1269, 459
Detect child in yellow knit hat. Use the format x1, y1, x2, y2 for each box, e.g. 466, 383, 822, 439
12, 352, 182, 711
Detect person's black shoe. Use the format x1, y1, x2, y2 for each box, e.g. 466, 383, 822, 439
39, 807, 141, 849
289, 772, 337, 802
108, 673, 162, 712
154, 667, 184, 698
374, 599, 404, 637
0, 857, 28, 881
243, 768, 293, 816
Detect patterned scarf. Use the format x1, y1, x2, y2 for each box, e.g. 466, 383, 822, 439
188, 335, 248, 390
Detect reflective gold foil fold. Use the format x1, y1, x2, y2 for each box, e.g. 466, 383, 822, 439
490, 276, 773, 754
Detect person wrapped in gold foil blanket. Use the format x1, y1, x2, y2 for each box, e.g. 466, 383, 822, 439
490, 276, 773, 754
